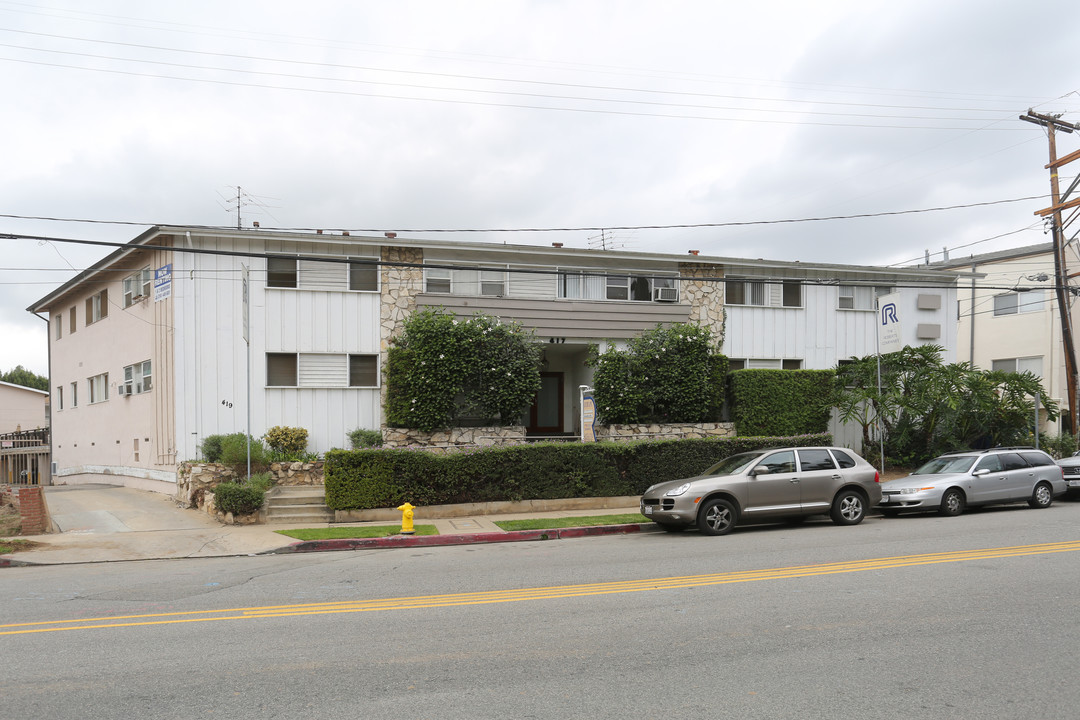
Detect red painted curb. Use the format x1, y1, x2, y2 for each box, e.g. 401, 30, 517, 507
271, 523, 651, 554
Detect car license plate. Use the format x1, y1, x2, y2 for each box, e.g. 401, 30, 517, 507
643, 505, 653, 515
1069, 480, 1080, 487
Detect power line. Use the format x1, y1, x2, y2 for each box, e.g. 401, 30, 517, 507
0, 194, 1048, 236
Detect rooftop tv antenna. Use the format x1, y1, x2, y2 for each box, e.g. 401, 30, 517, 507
218, 186, 282, 229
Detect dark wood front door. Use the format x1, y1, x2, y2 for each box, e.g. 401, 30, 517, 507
527, 372, 564, 434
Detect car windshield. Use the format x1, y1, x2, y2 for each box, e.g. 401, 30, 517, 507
913, 456, 977, 475
704, 452, 764, 477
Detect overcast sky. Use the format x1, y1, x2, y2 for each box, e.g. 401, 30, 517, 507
1, 0, 1077, 377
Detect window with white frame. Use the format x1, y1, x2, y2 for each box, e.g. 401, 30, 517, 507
838, 285, 892, 310
122, 360, 152, 394
727, 279, 801, 308
70, 381, 78, 407
349, 259, 378, 291
558, 269, 678, 302
88, 373, 109, 403
424, 267, 452, 293
54, 315, 62, 340
267, 257, 298, 288
69, 306, 76, 334
993, 290, 1044, 316
267, 353, 380, 388
56, 386, 63, 410
85, 290, 108, 325
122, 268, 153, 307
727, 358, 803, 370
479, 270, 506, 296
991, 356, 1043, 378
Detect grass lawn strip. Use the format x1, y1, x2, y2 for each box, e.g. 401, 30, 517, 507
275, 525, 439, 541
0, 539, 44, 555
494, 513, 647, 532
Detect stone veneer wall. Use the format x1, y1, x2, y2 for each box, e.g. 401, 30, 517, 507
595, 422, 735, 440
176, 462, 326, 522
379, 246, 425, 421
382, 426, 526, 452
680, 262, 725, 342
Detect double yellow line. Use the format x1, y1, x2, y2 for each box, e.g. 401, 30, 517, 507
4, 540, 1077, 636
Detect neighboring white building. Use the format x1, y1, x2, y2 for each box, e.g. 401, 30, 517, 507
0, 380, 49, 435
29, 226, 962, 492
934, 242, 1071, 433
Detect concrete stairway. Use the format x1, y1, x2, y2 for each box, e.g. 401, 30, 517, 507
264, 486, 333, 524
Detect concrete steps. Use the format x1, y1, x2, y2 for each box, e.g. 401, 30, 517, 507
264, 486, 333, 524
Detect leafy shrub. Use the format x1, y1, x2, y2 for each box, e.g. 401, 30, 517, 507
199, 434, 226, 463
349, 429, 384, 449
589, 323, 727, 424
212, 482, 265, 515
246, 472, 275, 492
219, 433, 268, 468
385, 309, 542, 431
1039, 432, 1076, 460
324, 433, 832, 510
264, 426, 309, 456
729, 369, 834, 436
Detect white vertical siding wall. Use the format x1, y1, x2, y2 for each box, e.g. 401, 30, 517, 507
174, 236, 382, 459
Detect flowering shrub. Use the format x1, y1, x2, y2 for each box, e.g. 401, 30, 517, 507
588, 323, 727, 424
386, 309, 542, 431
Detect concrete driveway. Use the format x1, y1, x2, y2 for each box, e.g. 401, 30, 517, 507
43, 484, 221, 534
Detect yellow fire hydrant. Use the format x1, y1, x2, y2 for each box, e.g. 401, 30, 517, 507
397, 502, 416, 535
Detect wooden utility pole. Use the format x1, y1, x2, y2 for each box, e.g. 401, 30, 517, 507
1022, 109, 1080, 433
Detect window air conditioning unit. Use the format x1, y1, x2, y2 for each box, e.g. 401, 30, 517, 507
118, 385, 131, 397
654, 287, 679, 302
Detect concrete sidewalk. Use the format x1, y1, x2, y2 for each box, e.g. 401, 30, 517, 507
2, 485, 649, 566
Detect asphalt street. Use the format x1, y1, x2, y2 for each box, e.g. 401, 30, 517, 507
3, 500, 1079, 719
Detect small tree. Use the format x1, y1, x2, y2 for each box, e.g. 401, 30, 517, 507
385, 309, 542, 431
0, 365, 48, 392
588, 323, 727, 424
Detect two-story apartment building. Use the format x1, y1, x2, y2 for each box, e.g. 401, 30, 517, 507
29, 226, 961, 492
933, 242, 1072, 433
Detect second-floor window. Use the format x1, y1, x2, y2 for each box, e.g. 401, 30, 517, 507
122, 360, 152, 394
70, 381, 78, 407
838, 285, 891, 310
994, 290, 1044, 316
85, 290, 108, 325
424, 266, 507, 296
727, 279, 801, 308
88, 373, 109, 404
558, 270, 678, 302
267, 257, 379, 291
123, 268, 153, 307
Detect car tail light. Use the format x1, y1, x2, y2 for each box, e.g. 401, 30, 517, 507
874, 471, 880, 483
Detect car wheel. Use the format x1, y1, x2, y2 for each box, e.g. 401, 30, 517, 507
697, 498, 737, 536
654, 521, 685, 532
830, 490, 865, 526
880, 508, 901, 518
939, 488, 965, 517
1029, 482, 1054, 509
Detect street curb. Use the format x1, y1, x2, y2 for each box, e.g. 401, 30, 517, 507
0, 556, 36, 568
268, 522, 656, 554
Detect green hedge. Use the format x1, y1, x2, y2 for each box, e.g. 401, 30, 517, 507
324, 433, 832, 510
729, 369, 834, 436
213, 482, 266, 515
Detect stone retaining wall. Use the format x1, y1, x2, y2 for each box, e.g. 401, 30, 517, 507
382, 426, 527, 451
596, 422, 736, 441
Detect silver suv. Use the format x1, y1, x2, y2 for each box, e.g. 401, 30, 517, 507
640, 446, 881, 536
878, 447, 1066, 517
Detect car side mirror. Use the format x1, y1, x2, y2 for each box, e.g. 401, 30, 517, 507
751, 466, 771, 476
972, 468, 990, 477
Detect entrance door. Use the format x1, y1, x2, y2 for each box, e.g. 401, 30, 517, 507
528, 372, 564, 434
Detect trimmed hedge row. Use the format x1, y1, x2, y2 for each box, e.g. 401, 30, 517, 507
729, 369, 834, 436
324, 433, 832, 510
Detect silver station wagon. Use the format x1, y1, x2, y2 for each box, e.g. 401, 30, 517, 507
640, 446, 882, 536
878, 447, 1066, 517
